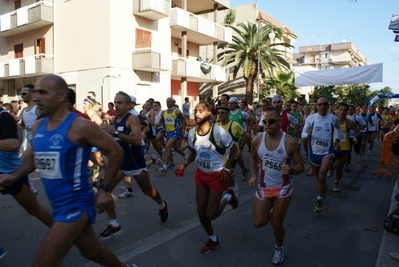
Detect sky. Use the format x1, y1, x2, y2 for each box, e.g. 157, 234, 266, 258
230, 0, 399, 93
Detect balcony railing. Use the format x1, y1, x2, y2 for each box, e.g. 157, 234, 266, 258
170, 8, 232, 45
132, 50, 172, 72
0, 54, 54, 78
171, 57, 226, 82
133, 0, 170, 20
0, 1, 54, 37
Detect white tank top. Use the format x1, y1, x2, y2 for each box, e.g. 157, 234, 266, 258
154, 110, 163, 129
257, 132, 292, 188
22, 105, 38, 140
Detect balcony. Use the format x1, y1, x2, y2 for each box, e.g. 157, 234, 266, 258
0, 1, 54, 37
132, 50, 172, 72
0, 54, 54, 78
170, 8, 232, 45
171, 57, 226, 83
133, 0, 170, 20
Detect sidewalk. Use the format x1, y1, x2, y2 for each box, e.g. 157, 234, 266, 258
376, 176, 399, 267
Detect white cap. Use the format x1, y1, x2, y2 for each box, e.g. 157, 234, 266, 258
129, 95, 140, 105
229, 96, 239, 103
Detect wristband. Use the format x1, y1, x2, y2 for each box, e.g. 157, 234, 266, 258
223, 167, 232, 173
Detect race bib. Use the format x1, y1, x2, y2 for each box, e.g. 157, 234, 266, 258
315, 139, 329, 148
262, 156, 282, 176
196, 151, 213, 172
34, 151, 62, 179
165, 117, 174, 125
339, 134, 346, 142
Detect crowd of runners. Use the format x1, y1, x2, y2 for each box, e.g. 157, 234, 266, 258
0, 74, 396, 265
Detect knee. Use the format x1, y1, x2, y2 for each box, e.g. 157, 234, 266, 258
80, 246, 102, 260
271, 220, 284, 231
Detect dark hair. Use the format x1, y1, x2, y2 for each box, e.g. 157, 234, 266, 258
116, 91, 131, 103
2, 103, 12, 113
154, 101, 161, 106
185, 97, 189, 101
196, 101, 212, 112
23, 84, 34, 93
337, 102, 348, 109
67, 88, 76, 106
348, 104, 355, 109
108, 102, 114, 106
221, 94, 230, 100
240, 100, 248, 106
88, 91, 96, 97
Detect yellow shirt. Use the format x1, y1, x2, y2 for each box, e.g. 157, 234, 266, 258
164, 109, 177, 133
217, 121, 244, 146
339, 121, 351, 151
381, 114, 392, 128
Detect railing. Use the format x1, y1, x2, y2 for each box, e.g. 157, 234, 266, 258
372, 125, 399, 176
0, 54, 54, 77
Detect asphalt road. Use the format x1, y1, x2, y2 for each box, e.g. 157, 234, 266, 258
0, 142, 396, 267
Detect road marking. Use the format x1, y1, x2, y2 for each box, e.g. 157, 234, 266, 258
81, 192, 254, 266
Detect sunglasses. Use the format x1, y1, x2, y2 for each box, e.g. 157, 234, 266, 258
317, 102, 328, 107
262, 118, 281, 125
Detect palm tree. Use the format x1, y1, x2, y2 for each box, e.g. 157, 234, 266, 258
264, 70, 299, 101
217, 21, 293, 104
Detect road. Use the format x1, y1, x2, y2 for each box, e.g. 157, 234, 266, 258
0, 142, 396, 267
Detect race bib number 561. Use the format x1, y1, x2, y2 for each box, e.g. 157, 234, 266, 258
34, 152, 62, 179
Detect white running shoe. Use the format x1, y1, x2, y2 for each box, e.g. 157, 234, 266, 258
272, 247, 285, 265
118, 189, 133, 199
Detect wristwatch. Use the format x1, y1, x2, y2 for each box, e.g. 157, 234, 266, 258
99, 183, 112, 192
114, 130, 119, 137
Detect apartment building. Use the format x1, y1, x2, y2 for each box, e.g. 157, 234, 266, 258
294, 42, 369, 101
199, 2, 297, 101
0, 0, 231, 110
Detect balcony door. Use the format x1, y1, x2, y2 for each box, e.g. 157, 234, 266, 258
35, 38, 46, 57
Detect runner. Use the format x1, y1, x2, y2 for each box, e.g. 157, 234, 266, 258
333, 103, 361, 192
365, 106, 382, 156
101, 91, 169, 227
345, 104, 366, 171
0, 74, 138, 267
175, 101, 238, 254
249, 107, 304, 265
301, 97, 341, 212
156, 97, 186, 173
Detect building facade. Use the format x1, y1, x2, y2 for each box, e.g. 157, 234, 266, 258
0, 0, 231, 111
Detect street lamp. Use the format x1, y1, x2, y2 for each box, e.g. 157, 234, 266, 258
257, 18, 261, 102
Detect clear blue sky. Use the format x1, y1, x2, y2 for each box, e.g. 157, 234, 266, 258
230, 0, 399, 93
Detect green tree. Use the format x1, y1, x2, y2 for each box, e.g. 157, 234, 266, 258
264, 70, 299, 101
309, 86, 335, 103
218, 21, 293, 104
335, 84, 371, 105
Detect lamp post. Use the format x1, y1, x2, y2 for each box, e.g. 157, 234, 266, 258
257, 18, 261, 102
268, 28, 275, 97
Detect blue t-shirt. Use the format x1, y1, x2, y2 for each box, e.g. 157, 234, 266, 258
0, 111, 22, 173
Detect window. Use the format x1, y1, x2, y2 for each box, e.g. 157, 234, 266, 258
35, 38, 46, 56
14, 43, 23, 59
135, 29, 151, 49
14, 0, 21, 10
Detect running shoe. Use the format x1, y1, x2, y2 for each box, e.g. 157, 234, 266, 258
242, 168, 249, 181
333, 181, 340, 192
367, 150, 371, 156
272, 247, 285, 265
156, 167, 167, 174
151, 154, 163, 166
159, 200, 169, 223
345, 164, 351, 172
118, 189, 133, 199
326, 170, 333, 178
0, 246, 6, 260
167, 164, 175, 170
226, 189, 238, 209
99, 224, 122, 239
32, 188, 39, 197
200, 238, 219, 253
314, 199, 323, 212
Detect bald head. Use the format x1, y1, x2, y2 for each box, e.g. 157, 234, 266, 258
36, 74, 68, 94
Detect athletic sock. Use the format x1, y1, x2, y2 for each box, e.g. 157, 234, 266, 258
109, 219, 119, 227
158, 201, 165, 209
223, 192, 232, 202
209, 234, 217, 242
